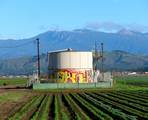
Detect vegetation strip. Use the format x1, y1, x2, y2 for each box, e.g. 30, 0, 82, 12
87, 93, 148, 119
70, 93, 113, 120
107, 92, 148, 107
82, 93, 136, 120
58, 94, 70, 120
31, 95, 51, 120
61, 94, 79, 120
49, 95, 55, 119
28, 95, 46, 120
112, 92, 148, 103
7, 96, 35, 119
107, 93, 148, 107
117, 91, 148, 99
94, 92, 148, 113
64, 94, 90, 120
8, 96, 39, 120
8, 96, 44, 120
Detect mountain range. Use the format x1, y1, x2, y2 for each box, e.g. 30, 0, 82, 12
0, 29, 148, 59
0, 29, 148, 75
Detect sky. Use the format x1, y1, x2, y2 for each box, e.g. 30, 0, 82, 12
0, 0, 148, 39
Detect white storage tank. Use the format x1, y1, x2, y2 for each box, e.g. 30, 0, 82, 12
48, 49, 93, 83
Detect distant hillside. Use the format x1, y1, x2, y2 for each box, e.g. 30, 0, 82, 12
99, 50, 148, 71
0, 29, 148, 59
0, 54, 48, 75
0, 51, 148, 75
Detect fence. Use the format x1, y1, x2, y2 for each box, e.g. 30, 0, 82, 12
33, 81, 113, 89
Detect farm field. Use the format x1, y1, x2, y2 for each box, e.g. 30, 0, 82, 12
0, 90, 35, 120
0, 78, 27, 87
0, 75, 148, 120
0, 90, 148, 120
115, 75, 148, 87
113, 75, 148, 91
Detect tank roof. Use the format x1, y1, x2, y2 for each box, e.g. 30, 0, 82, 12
48, 48, 92, 53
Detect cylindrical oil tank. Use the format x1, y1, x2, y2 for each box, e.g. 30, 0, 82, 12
48, 50, 93, 83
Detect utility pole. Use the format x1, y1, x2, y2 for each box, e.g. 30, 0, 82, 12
101, 43, 104, 81
95, 40, 97, 71
94, 40, 100, 83
94, 40, 97, 83
36, 38, 40, 82
47, 52, 49, 81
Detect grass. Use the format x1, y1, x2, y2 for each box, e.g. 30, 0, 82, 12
0, 91, 28, 102
0, 78, 27, 86
113, 75, 148, 91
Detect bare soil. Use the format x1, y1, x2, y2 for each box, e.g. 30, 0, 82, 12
0, 90, 34, 120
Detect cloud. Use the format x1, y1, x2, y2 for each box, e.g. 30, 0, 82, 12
85, 22, 123, 31
39, 25, 61, 31
126, 24, 148, 32
85, 22, 148, 32
0, 34, 13, 40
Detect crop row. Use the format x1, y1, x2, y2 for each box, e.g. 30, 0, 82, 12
6, 91, 148, 120
94, 92, 148, 113
89, 93, 148, 119
106, 92, 148, 106
77, 93, 137, 120
114, 91, 148, 99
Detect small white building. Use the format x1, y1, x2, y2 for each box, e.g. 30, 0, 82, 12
128, 72, 137, 75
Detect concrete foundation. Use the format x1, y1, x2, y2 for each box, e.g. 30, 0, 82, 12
33, 81, 113, 89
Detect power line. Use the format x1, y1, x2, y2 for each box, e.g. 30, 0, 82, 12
0, 40, 35, 48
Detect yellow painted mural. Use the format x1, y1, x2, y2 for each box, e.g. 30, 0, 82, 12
49, 69, 93, 83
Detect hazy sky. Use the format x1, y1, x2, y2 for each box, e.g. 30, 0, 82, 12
0, 0, 148, 39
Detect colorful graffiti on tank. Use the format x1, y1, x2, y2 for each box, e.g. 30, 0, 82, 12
49, 69, 93, 83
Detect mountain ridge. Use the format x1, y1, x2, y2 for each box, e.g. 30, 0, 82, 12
0, 50, 148, 75
0, 29, 148, 75
0, 29, 148, 58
